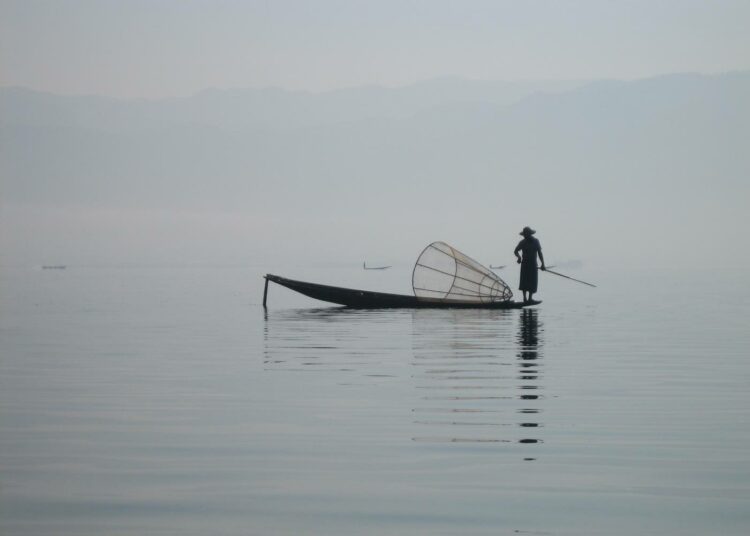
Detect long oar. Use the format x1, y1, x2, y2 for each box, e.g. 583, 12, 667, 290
542, 268, 597, 288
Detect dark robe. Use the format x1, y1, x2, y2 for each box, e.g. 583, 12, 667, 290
515, 237, 542, 293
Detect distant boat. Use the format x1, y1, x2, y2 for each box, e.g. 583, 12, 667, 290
493, 264, 556, 269
42, 265, 66, 270
363, 262, 391, 270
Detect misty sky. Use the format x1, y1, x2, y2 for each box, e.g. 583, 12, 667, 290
2, 0, 749, 97
1, 1, 748, 274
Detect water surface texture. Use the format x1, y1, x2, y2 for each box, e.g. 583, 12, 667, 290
1, 264, 748, 535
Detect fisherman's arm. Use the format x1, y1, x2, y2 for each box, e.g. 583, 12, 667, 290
538, 249, 546, 271
514, 243, 522, 264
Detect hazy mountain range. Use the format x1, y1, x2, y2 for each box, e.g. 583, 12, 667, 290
1, 72, 748, 267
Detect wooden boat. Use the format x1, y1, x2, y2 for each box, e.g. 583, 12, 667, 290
264, 274, 537, 309
263, 242, 544, 309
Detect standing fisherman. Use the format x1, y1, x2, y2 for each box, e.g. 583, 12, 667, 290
514, 226, 546, 303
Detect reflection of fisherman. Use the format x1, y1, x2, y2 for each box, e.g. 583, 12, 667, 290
514, 226, 546, 303
518, 308, 540, 348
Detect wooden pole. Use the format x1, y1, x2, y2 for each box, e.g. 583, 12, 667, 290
262, 276, 269, 308
542, 268, 596, 288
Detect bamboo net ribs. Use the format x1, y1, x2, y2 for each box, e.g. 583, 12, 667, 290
412, 242, 513, 303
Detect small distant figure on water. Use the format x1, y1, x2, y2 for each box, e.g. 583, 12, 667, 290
514, 226, 546, 303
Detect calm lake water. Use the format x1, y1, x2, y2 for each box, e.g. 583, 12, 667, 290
1, 263, 749, 535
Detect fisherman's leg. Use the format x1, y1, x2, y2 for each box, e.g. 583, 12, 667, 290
522, 291, 528, 302
528, 292, 534, 302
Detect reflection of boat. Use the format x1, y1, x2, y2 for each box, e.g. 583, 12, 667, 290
363, 262, 391, 270
42, 265, 67, 270
265, 242, 541, 309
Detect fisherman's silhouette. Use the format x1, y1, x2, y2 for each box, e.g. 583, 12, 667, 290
514, 226, 546, 303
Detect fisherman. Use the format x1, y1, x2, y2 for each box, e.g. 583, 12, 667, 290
514, 226, 546, 303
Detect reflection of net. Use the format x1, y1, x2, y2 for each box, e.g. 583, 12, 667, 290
412, 242, 513, 303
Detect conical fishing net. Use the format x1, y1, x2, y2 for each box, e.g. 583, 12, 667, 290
412, 242, 513, 303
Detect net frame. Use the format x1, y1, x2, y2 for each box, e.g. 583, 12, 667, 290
412, 242, 513, 303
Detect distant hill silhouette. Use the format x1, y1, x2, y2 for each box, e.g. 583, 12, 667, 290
1, 71, 748, 270
2, 72, 747, 212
